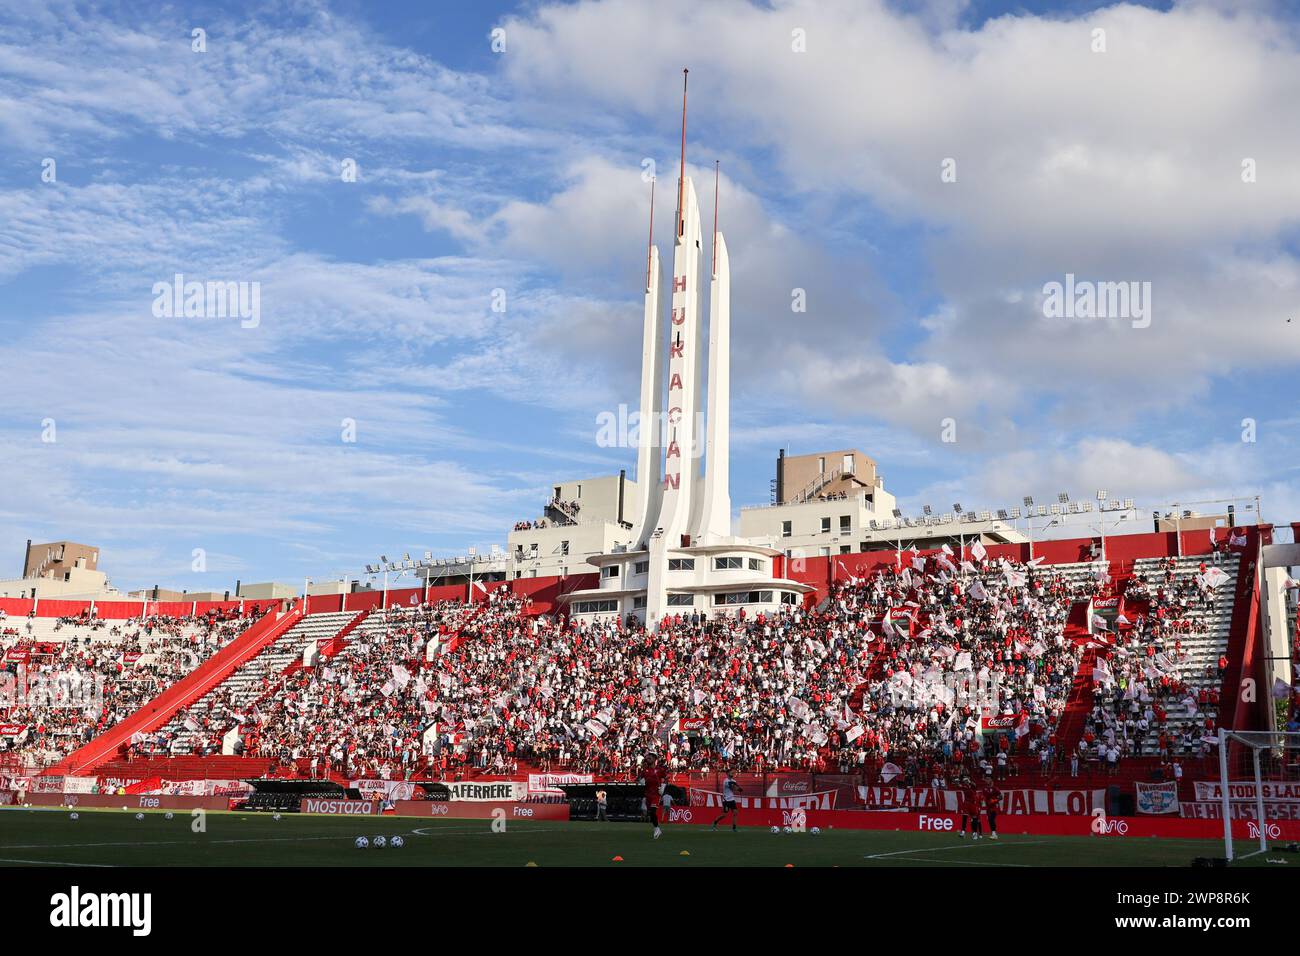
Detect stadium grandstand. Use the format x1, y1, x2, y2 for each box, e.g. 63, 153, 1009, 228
2, 521, 1297, 837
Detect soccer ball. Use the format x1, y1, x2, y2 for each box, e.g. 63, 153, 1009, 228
373, 835, 387, 848
770, 825, 780, 834
135, 812, 144, 821
782, 826, 792, 834
390, 836, 404, 848
810, 827, 821, 835
273, 813, 282, 821
69, 812, 79, 821
164, 812, 174, 820
355, 836, 369, 848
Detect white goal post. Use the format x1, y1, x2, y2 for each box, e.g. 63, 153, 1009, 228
1217, 728, 1300, 862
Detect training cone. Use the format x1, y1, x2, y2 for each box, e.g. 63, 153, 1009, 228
525, 861, 538, 867
784, 863, 794, 868
679, 850, 690, 856
612, 855, 624, 862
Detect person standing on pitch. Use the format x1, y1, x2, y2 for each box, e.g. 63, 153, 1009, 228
642, 755, 667, 839
712, 771, 743, 831
595, 787, 608, 822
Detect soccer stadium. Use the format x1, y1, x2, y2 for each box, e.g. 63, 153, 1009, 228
2, 0, 1298, 931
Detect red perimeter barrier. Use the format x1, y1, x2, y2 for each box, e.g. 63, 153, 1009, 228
388, 800, 570, 821
25, 793, 230, 811
664, 806, 1300, 841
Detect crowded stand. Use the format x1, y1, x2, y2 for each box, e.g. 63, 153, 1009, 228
90, 551, 1191, 786
0, 609, 263, 769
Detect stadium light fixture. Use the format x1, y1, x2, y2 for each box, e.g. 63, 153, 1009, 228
1096, 490, 1107, 501
953, 503, 962, 513
1058, 492, 1069, 504
922, 504, 932, 515
1009, 507, 1021, 519
1023, 496, 1033, 508
892, 508, 902, 519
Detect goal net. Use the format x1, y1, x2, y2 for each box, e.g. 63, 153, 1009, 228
1217, 729, 1300, 862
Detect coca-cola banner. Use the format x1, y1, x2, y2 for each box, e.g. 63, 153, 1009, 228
0, 723, 27, 736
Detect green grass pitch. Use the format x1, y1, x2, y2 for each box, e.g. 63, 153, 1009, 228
0, 806, 1284, 867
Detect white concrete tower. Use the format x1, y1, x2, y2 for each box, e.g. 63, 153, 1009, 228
694, 162, 731, 542
630, 181, 665, 548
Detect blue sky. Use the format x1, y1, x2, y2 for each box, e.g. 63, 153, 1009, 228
1, 0, 1297, 593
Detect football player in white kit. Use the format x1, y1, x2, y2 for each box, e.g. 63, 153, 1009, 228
711, 771, 742, 831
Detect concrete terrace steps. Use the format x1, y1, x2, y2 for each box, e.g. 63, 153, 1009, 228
1118, 555, 1241, 753
161, 612, 357, 754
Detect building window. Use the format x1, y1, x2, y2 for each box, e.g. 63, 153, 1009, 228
820, 517, 831, 533
781, 520, 792, 538
633, 596, 647, 609
667, 558, 695, 571
561, 540, 570, 555
748, 557, 762, 571
818, 456, 825, 473
840, 515, 851, 533
633, 560, 649, 575
603, 565, 619, 578
714, 556, 743, 570
574, 599, 618, 614
842, 454, 853, 474
714, 590, 775, 606
782, 591, 799, 605
840, 545, 851, 554
666, 593, 694, 607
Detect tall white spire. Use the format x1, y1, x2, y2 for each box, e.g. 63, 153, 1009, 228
630, 179, 664, 547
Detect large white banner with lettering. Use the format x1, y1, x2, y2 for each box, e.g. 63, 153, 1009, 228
1192, 781, 1300, 803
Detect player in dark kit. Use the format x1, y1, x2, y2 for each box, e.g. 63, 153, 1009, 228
983, 783, 1002, 840
642, 757, 667, 839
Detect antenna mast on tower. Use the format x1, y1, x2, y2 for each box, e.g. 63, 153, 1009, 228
712, 159, 720, 277
646, 176, 655, 291
677, 68, 688, 239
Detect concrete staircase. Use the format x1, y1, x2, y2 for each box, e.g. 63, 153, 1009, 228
160, 612, 356, 755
